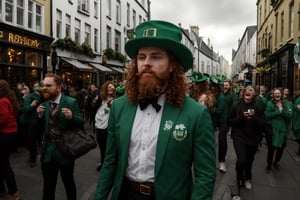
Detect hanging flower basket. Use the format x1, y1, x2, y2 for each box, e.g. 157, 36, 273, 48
253, 64, 271, 75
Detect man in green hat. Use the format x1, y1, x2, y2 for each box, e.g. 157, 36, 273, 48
93, 20, 216, 200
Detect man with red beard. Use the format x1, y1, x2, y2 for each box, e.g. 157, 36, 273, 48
93, 20, 216, 200
37, 73, 84, 200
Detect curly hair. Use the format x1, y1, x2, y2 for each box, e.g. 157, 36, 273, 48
271, 88, 285, 109
0, 80, 21, 116
126, 52, 187, 108
100, 80, 116, 100
192, 81, 209, 101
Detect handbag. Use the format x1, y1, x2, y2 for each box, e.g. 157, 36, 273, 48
56, 127, 97, 159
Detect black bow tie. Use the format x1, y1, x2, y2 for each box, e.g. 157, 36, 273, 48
139, 97, 161, 112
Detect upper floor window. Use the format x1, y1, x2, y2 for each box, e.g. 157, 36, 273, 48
84, 23, 91, 45
65, 14, 71, 38
75, 18, 81, 44
94, 28, 98, 52
289, 1, 294, 38
106, 26, 111, 49
35, 4, 42, 32
17, 0, 24, 26
5, 0, 13, 23
280, 12, 284, 42
106, 0, 111, 18
94, 0, 98, 18
114, 30, 121, 52
116, 0, 121, 24
28, 1, 33, 29
132, 9, 136, 28
56, 9, 62, 38
126, 3, 130, 26
78, 0, 89, 13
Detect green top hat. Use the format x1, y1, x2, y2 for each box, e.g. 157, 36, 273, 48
125, 20, 193, 72
190, 71, 208, 83
209, 75, 223, 85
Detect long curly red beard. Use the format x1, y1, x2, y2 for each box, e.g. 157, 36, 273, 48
136, 70, 167, 100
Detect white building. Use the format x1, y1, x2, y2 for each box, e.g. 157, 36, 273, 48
231, 25, 257, 85
51, 0, 150, 86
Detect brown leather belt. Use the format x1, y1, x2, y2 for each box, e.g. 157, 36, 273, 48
125, 177, 155, 196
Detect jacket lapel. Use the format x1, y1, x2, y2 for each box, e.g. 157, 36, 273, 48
119, 102, 138, 171
155, 102, 181, 177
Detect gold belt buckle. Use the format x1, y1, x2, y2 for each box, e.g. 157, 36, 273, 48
140, 184, 151, 195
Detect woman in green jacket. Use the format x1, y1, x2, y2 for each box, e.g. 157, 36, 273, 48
265, 88, 293, 171
292, 90, 300, 154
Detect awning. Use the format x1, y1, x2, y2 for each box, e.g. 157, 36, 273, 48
89, 63, 112, 72
111, 67, 124, 73
61, 58, 94, 72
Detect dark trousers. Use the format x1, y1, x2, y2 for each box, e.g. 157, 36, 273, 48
95, 128, 108, 165
267, 144, 286, 165
233, 139, 258, 182
0, 133, 18, 195
218, 123, 229, 162
118, 179, 156, 200
41, 160, 76, 200
24, 123, 42, 162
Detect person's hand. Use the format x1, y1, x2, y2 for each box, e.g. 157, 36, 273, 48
243, 111, 251, 119
31, 100, 38, 107
61, 108, 73, 119
37, 105, 45, 118
277, 102, 283, 112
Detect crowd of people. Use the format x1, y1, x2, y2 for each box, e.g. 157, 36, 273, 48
1, 19, 300, 200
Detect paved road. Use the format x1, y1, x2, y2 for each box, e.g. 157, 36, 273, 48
9, 128, 300, 200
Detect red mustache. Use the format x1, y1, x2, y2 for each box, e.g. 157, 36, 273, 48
136, 69, 155, 77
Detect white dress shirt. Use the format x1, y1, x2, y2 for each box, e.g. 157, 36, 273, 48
95, 98, 112, 129
126, 94, 165, 183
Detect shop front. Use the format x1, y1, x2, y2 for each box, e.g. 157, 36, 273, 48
58, 57, 96, 89
0, 22, 53, 90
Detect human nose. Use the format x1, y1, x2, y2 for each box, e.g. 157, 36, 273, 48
143, 56, 151, 66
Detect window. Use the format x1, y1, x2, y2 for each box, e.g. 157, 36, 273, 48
17, 0, 24, 25
132, 9, 136, 28
78, 0, 89, 13
114, 30, 121, 52
56, 9, 62, 38
116, 0, 121, 24
298, 2, 300, 30
0, 0, 2, 19
75, 18, 81, 44
127, 3, 130, 26
28, 1, 33, 29
36, 4, 42, 32
280, 12, 284, 42
107, 0, 111, 17
65, 14, 71, 38
106, 26, 111, 49
289, 1, 294, 38
94, 28, 98, 52
84, 23, 91, 45
94, 0, 98, 18
139, 15, 142, 24
5, 0, 13, 23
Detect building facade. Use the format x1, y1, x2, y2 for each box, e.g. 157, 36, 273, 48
256, 0, 300, 95
231, 25, 257, 86
51, 0, 150, 88
0, 0, 53, 89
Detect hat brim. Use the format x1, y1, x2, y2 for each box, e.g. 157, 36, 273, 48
191, 76, 208, 82
125, 38, 193, 72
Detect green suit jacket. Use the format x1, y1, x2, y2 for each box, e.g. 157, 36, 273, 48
93, 95, 216, 200
40, 94, 84, 163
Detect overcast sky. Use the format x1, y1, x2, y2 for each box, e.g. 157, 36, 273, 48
150, 0, 257, 64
